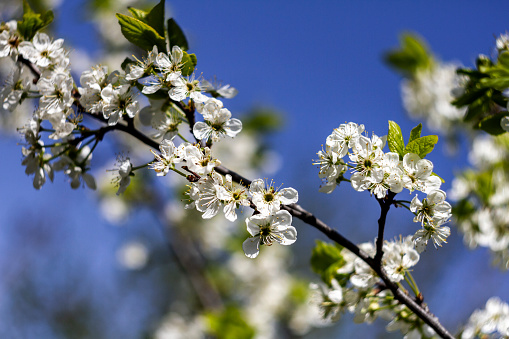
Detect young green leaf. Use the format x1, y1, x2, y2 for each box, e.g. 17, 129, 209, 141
116, 13, 166, 52
477, 112, 509, 135
387, 120, 406, 159
384, 33, 433, 77
408, 123, 422, 143
404, 135, 438, 158
127, 7, 148, 22
17, 0, 54, 40
180, 51, 197, 76
310, 240, 344, 284
145, 0, 165, 38
167, 18, 189, 51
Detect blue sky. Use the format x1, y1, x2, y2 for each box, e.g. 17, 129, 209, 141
1, 0, 509, 337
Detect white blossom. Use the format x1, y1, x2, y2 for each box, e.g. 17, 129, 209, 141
101, 84, 140, 125
18, 32, 66, 69
78, 65, 110, 114
401, 153, 441, 193
410, 189, 452, 225
412, 220, 451, 253
326, 122, 365, 157
0, 66, 31, 111
193, 98, 242, 142
150, 140, 185, 176
111, 155, 132, 195
219, 174, 250, 222
155, 46, 184, 82
242, 210, 297, 258
185, 145, 220, 176
126, 45, 158, 80
249, 178, 298, 215
0, 20, 20, 59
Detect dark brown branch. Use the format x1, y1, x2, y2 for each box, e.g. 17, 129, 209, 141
374, 191, 396, 264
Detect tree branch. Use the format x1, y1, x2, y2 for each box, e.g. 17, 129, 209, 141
374, 191, 396, 264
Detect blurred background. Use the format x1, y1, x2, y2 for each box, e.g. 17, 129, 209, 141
1, 0, 509, 338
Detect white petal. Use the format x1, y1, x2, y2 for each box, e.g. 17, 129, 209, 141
276, 226, 297, 245
242, 237, 260, 258
193, 122, 211, 140
249, 179, 265, 194
169, 86, 187, 101
278, 187, 298, 205
224, 118, 243, 137
246, 217, 260, 236
223, 202, 237, 222
273, 210, 292, 227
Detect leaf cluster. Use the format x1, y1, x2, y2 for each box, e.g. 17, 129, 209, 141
116, 0, 197, 76
453, 53, 509, 135
17, 0, 54, 40
387, 121, 438, 160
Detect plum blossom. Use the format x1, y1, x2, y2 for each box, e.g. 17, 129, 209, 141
112, 155, 132, 195
101, 84, 140, 125
0, 66, 31, 111
185, 145, 220, 176
193, 98, 242, 142
18, 32, 66, 68
249, 179, 298, 215
0, 20, 21, 59
126, 45, 158, 80
401, 153, 441, 193
242, 210, 297, 258
410, 189, 451, 225
150, 139, 185, 176
155, 46, 184, 81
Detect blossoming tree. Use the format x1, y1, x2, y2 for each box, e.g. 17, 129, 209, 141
1, 0, 509, 338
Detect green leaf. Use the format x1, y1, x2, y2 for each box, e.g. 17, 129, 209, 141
384, 33, 432, 77
127, 7, 148, 21
145, 0, 165, 38
205, 306, 255, 339
463, 95, 492, 122
480, 77, 509, 91
452, 87, 489, 108
477, 112, 509, 135
387, 120, 405, 159
116, 13, 166, 52
180, 51, 197, 76
167, 18, 189, 51
310, 240, 344, 284
17, 0, 54, 40
408, 123, 422, 143
404, 135, 438, 158
498, 51, 509, 70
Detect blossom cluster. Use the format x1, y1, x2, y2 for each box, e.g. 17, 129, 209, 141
315, 122, 452, 252
461, 297, 509, 338
401, 62, 466, 133
310, 236, 435, 338
450, 134, 509, 269
0, 15, 243, 191
149, 134, 301, 258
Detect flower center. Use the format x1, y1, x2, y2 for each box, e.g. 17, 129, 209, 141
264, 193, 274, 202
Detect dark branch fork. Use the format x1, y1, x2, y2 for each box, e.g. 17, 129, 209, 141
20, 58, 455, 339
